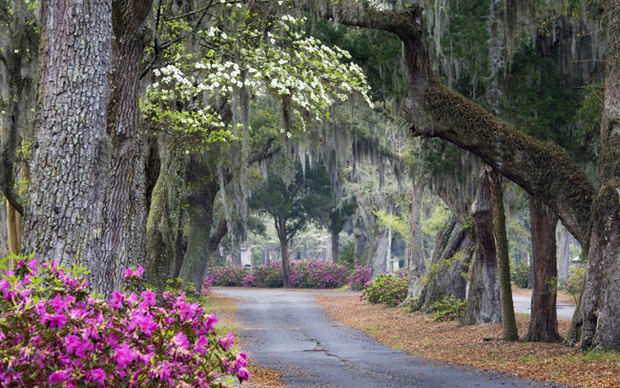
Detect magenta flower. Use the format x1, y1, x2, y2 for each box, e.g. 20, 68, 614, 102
114, 343, 137, 369
218, 332, 234, 351
64, 334, 81, 354
48, 368, 72, 383
86, 368, 106, 386
237, 367, 251, 381
123, 265, 145, 280
205, 313, 218, 331
0, 279, 10, 292
194, 335, 209, 354
173, 332, 190, 349
141, 290, 156, 306
109, 292, 125, 310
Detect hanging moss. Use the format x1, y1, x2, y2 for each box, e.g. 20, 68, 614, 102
422, 82, 594, 245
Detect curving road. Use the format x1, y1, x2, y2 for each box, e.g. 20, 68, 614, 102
217, 288, 571, 388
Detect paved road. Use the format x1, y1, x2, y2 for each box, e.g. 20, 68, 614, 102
511, 294, 576, 320
217, 288, 570, 388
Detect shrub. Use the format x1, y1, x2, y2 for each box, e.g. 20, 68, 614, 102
348, 265, 371, 291
0, 257, 250, 387
566, 264, 587, 303
290, 260, 351, 289
250, 262, 283, 288
209, 266, 247, 287
362, 270, 409, 307
432, 295, 467, 322
511, 260, 530, 288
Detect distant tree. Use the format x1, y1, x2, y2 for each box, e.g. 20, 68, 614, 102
250, 162, 332, 287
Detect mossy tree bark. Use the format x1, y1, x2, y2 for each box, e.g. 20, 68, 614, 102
491, 169, 519, 341
25, 0, 113, 280
462, 166, 501, 325
411, 214, 473, 312
144, 139, 187, 292
525, 194, 561, 342
406, 180, 426, 301
276, 215, 292, 288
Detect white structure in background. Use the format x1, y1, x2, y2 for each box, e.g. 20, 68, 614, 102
240, 246, 253, 268
388, 256, 399, 273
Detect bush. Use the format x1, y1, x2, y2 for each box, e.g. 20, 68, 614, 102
432, 295, 467, 322
209, 266, 247, 287
0, 256, 250, 387
348, 265, 371, 291
362, 270, 409, 307
250, 262, 283, 288
566, 264, 587, 303
511, 260, 530, 288
290, 260, 351, 289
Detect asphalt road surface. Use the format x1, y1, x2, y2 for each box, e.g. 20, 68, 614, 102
217, 288, 571, 388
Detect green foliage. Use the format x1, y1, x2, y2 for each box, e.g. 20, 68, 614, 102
511, 260, 530, 288
432, 295, 467, 322
362, 271, 409, 307
338, 241, 358, 268
374, 207, 409, 239
565, 264, 587, 303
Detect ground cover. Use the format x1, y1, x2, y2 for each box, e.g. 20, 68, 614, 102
316, 293, 620, 388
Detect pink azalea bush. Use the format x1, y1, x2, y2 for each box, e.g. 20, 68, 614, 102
0, 257, 250, 387
209, 260, 372, 290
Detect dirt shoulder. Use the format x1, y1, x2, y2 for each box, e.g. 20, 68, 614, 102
315, 294, 620, 388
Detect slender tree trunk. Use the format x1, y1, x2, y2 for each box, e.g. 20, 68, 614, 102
556, 223, 571, 282
490, 169, 518, 341
407, 180, 426, 300
525, 195, 561, 342
25, 0, 112, 279
276, 216, 292, 287
462, 166, 501, 325
331, 230, 340, 263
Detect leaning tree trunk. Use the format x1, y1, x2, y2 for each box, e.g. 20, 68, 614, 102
462, 166, 501, 325
525, 194, 561, 342
25, 0, 112, 278
406, 180, 426, 300
98, 0, 152, 293
411, 214, 473, 312
491, 168, 519, 341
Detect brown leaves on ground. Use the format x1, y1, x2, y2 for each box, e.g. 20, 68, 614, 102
316, 294, 620, 388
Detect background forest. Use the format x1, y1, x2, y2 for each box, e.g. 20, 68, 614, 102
1, 0, 619, 356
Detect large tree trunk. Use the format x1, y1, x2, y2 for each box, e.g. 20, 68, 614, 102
98, 0, 152, 293
525, 195, 561, 342
578, 0, 620, 350
276, 216, 292, 288
491, 168, 518, 341
144, 139, 186, 291
462, 166, 501, 325
331, 229, 340, 263
25, 0, 112, 282
406, 180, 426, 300
411, 214, 473, 312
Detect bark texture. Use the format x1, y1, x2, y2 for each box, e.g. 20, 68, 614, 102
25, 0, 112, 273
411, 214, 473, 313
98, 0, 153, 293
525, 195, 561, 342
277, 216, 292, 288
406, 181, 426, 300
462, 167, 501, 325
491, 169, 518, 341
578, 1, 620, 351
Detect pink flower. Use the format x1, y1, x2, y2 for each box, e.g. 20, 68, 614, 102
0, 279, 10, 292
64, 334, 81, 354
47, 313, 67, 329
109, 292, 125, 310
48, 368, 72, 383
205, 313, 218, 331
132, 312, 158, 336
173, 332, 190, 348
114, 343, 137, 369
123, 265, 144, 280
237, 367, 251, 381
86, 368, 106, 386
194, 335, 208, 354
218, 332, 234, 351
140, 290, 156, 306
235, 352, 248, 368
